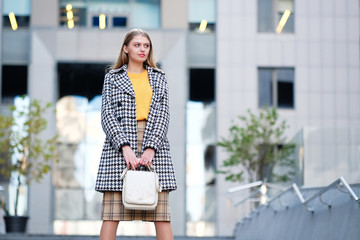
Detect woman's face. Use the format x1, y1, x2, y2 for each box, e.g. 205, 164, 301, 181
123, 35, 151, 65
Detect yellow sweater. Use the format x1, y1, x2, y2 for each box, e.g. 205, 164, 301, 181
128, 70, 153, 120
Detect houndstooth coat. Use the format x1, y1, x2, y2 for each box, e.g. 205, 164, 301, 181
95, 64, 177, 192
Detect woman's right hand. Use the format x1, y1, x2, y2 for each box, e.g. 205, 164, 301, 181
122, 145, 139, 170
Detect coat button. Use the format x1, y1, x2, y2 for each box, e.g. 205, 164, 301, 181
117, 102, 121, 107
117, 117, 121, 122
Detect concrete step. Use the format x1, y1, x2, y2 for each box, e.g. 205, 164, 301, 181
0, 235, 234, 240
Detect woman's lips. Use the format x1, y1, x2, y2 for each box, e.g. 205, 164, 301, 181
139, 54, 145, 57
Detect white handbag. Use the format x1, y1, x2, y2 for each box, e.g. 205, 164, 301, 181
121, 165, 162, 211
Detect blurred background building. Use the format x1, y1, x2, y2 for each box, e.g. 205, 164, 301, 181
0, 0, 359, 237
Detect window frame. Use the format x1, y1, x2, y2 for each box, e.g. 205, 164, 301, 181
258, 67, 295, 109
257, 0, 295, 34
59, 0, 160, 29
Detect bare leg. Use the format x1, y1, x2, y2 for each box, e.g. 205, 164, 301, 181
154, 221, 173, 240
100, 220, 119, 240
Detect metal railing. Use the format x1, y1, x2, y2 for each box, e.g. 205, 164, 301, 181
228, 176, 360, 222
300, 176, 360, 213
227, 180, 287, 207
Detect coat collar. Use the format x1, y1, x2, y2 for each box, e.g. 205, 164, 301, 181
111, 65, 134, 96
110, 64, 164, 97
109, 64, 164, 75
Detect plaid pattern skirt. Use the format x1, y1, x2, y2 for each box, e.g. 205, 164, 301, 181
101, 120, 171, 222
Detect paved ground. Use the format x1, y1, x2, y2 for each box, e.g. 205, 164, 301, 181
0, 234, 234, 240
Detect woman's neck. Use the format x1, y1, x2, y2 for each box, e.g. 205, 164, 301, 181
127, 62, 145, 74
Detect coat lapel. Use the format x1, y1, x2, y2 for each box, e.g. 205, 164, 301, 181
147, 66, 165, 102
112, 65, 135, 96
147, 66, 156, 97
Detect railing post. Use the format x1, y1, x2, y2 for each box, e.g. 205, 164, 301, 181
339, 176, 359, 202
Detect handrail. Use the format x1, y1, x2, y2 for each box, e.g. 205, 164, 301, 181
227, 181, 263, 193
268, 177, 359, 213
267, 183, 304, 206
338, 176, 359, 202
292, 183, 305, 203
265, 183, 310, 212
304, 176, 359, 206
266, 185, 293, 205
228, 181, 287, 194
234, 189, 261, 207
228, 181, 286, 207
229, 176, 359, 217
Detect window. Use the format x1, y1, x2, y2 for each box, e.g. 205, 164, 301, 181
92, 15, 107, 29
54, 63, 106, 232
189, 68, 215, 102
2, 0, 31, 29
258, 0, 294, 33
59, 4, 87, 28
1, 65, 27, 103
59, 0, 160, 29
188, 0, 216, 33
258, 68, 295, 108
112, 16, 127, 27
57, 63, 106, 100
186, 68, 216, 236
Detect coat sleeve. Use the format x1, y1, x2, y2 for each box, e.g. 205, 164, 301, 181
101, 73, 130, 152
143, 75, 170, 152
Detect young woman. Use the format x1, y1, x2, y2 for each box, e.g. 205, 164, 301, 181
95, 29, 177, 240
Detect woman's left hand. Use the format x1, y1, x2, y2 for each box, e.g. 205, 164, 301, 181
140, 148, 155, 166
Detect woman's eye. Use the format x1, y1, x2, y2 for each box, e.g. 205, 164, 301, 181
145, 44, 149, 48
135, 43, 139, 47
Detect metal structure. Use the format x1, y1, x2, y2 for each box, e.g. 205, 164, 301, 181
228, 176, 360, 223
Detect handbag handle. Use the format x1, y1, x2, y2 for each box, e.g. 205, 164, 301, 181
121, 164, 162, 192
120, 165, 153, 179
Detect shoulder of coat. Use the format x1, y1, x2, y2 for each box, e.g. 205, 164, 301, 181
108, 65, 127, 74
153, 68, 165, 75
147, 65, 165, 76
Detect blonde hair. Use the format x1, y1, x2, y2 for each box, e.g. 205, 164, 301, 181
112, 29, 157, 70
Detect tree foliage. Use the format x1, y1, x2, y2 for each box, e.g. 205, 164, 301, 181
217, 107, 296, 183
0, 96, 57, 216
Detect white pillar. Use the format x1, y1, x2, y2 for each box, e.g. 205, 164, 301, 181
27, 0, 58, 233
27, 29, 57, 234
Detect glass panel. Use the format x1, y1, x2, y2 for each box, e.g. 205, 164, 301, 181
186, 101, 216, 236
258, 0, 294, 33
131, 0, 160, 28
276, 0, 294, 33
189, 0, 216, 32
54, 95, 104, 221
113, 17, 127, 27
277, 68, 294, 82
3, 0, 31, 28
189, 69, 215, 102
1, 65, 27, 104
281, 12, 294, 33
277, 81, 294, 108
92, 15, 108, 28
189, 0, 216, 23
59, 0, 159, 29
258, 68, 273, 107
55, 188, 84, 220
277, 68, 294, 108
257, 0, 273, 32
292, 127, 360, 186
54, 96, 89, 190
3, 0, 31, 15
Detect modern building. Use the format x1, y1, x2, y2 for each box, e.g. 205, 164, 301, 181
0, 0, 359, 237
